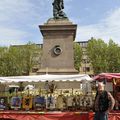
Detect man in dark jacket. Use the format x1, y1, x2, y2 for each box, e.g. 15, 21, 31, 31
93, 82, 115, 120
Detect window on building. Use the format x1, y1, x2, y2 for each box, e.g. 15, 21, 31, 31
83, 67, 90, 72
82, 59, 90, 64
82, 51, 87, 55
81, 42, 87, 48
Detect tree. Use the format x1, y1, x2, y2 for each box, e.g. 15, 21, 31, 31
87, 38, 108, 74
0, 42, 42, 76
107, 39, 120, 72
16, 42, 42, 75
0, 47, 8, 76
74, 42, 82, 71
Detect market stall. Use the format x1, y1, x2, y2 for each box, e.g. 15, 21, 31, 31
93, 73, 120, 110
0, 74, 94, 111
0, 74, 95, 120
0, 73, 120, 120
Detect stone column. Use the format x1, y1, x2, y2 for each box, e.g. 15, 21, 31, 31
37, 19, 78, 75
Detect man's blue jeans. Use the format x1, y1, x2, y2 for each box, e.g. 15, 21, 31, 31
94, 112, 108, 120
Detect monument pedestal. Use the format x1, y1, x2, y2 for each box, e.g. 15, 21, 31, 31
37, 19, 78, 75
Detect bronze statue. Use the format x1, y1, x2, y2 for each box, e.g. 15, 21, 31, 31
52, 0, 67, 19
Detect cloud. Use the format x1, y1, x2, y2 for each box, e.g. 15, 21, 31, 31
0, 27, 28, 46
0, 0, 32, 21
0, 0, 50, 46
76, 7, 120, 45
0, 0, 47, 24
1, 0, 120, 46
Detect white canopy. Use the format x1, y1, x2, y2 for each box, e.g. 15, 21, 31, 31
0, 74, 92, 83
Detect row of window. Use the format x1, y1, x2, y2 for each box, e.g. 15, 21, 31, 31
77, 41, 88, 48
82, 59, 90, 64
82, 67, 90, 72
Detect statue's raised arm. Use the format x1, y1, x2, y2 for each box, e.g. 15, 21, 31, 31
52, 0, 67, 19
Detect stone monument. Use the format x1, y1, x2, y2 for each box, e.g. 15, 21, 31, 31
37, 0, 78, 74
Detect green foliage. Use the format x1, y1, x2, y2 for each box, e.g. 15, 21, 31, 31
1, 39, 120, 76
0, 42, 42, 76
74, 42, 82, 71
20, 42, 42, 75
87, 38, 120, 74
87, 38, 108, 74
106, 39, 120, 72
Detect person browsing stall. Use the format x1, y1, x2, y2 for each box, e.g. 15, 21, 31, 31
93, 82, 115, 120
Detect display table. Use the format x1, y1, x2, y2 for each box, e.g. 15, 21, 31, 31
89, 111, 120, 120
0, 111, 120, 120
0, 111, 89, 120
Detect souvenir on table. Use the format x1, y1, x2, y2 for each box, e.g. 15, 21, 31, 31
11, 96, 21, 110
49, 81, 57, 93
0, 97, 8, 110
46, 95, 55, 110
80, 96, 87, 111
56, 95, 65, 110
72, 96, 77, 109
34, 96, 45, 110
44, 81, 50, 93
66, 95, 74, 110
22, 96, 33, 110
80, 96, 86, 106
75, 95, 81, 108
85, 97, 92, 110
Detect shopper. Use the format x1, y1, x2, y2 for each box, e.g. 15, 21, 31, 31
93, 82, 115, 120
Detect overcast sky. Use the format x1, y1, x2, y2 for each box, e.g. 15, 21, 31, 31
0, 0, 120, 46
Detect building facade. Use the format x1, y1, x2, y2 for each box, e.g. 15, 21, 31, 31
11, 41, 94, 76
77, 41, 94, 76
